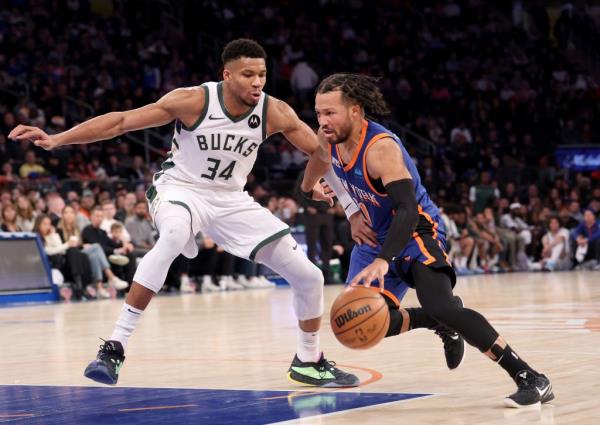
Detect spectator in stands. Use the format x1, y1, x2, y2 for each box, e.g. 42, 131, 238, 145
469, 171, 500, 214
19, 151, 46, 179
1, 203, 22, 232
34, 213, 91, 301
128, 155, 149, 182
101, 200, 131, 243
573, 209, 600, 268
125, 201, 155, 257
46, 192, 65, 227
82, 207, 136, 284
15, 195, 37, 232
59, 205, 128, 298
532, 216, 571, 271
290, 58, 319, 109
0, 162, 19, 186
79, 190, 96, 219
500, 203, 531, 270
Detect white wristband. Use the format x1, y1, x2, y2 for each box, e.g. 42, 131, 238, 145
323, 168, 360, 220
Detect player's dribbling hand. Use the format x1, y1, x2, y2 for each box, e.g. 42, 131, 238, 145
349, 211, 378, 248
349, 258, 388, 292
8, 125, 59, 150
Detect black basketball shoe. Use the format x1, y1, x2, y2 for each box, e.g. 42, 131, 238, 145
84, 339, 125, 385
504, 370, 554, 408
287, 353, 360, 388
430, 296, 465, 370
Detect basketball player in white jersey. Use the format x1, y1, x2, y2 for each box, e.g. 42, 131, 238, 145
9, 39, 360, 388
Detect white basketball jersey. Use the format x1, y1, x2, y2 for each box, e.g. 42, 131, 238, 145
154, 81, 268, 191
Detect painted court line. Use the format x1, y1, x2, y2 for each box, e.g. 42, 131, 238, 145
119, 404, 199, 412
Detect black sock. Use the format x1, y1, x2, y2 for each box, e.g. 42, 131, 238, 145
406, 307, 438, 330
492, 344, 538, 382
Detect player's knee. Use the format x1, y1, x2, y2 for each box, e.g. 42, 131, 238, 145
305, 261, 324, 287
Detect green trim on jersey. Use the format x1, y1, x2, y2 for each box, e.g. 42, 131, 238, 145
217, 82, 259, 122
167, 200, 194, 234
145, 185, 157, 203
182, 84, 209, 131
261, 94, 269, 141
249, 228, 291, 261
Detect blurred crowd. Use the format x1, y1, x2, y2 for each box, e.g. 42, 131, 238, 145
1, 0, 600, 301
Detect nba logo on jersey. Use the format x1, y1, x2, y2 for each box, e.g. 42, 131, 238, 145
248, 114, 261, 129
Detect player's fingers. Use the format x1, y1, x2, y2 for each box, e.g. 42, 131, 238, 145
377, 273, 385, 292
362, 272, 376, 287
14, 129, 41, 141
359, 230, 377, 247
7, 125, 29, 139
350, 269, 370, 286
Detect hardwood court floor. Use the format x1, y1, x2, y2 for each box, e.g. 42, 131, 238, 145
1, 271, 599, 424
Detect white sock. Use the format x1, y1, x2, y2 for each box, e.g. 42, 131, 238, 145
110, 303, 143, 351
297, 329, 321, 363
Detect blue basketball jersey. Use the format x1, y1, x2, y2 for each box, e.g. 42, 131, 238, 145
330, 119, 440, 245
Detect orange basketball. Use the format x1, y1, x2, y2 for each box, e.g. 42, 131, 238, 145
330, 286, 390, 350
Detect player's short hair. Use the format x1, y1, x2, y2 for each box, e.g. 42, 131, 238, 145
221, 38, 267, 65
316, 73, 390, 118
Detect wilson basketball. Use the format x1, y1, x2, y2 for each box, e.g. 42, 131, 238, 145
330, 286, 390, 350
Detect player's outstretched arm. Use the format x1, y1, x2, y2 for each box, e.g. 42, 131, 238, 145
8, 87, 204, 151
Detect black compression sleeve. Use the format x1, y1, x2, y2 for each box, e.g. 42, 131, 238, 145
376, 179, 418, 263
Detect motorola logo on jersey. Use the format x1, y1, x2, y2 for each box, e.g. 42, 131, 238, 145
248, 114, 261, 129
331, 157, 342, 169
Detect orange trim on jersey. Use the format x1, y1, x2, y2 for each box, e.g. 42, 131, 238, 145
336, 120, 368, 172
362, 132, 394, 197
418, 205, 439, 239
358, 202, 372, 225
417, 204, 451, 264
414, 235, 436, 265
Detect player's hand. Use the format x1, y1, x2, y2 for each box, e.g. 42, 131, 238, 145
309, 180, 334, 207
8, 125, 60, 150
349, 211, 377, 248
350, 258, 388, 291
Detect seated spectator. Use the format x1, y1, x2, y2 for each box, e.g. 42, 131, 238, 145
19, 150, 46, 179
532, 216, 571, 271
46, 192, 65, 227
474, 212, 504, 272
500, 203, 531, 270
469, 171, 500, 214
125, 201, 155, 257
0, 162, 19, 185
15, 195, 37, 232
1, 203, 22, 232
572, 209, 600, 268
82, 207, 136, 284
101, 200, 131, 243
34, 213, 92, 301
61, 205, 128, 298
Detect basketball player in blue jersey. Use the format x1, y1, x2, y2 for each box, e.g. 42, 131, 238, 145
8, 40, 359, 389
300, 73, 553, 408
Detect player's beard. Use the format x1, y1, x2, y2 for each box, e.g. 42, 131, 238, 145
325, 122, 353, 145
